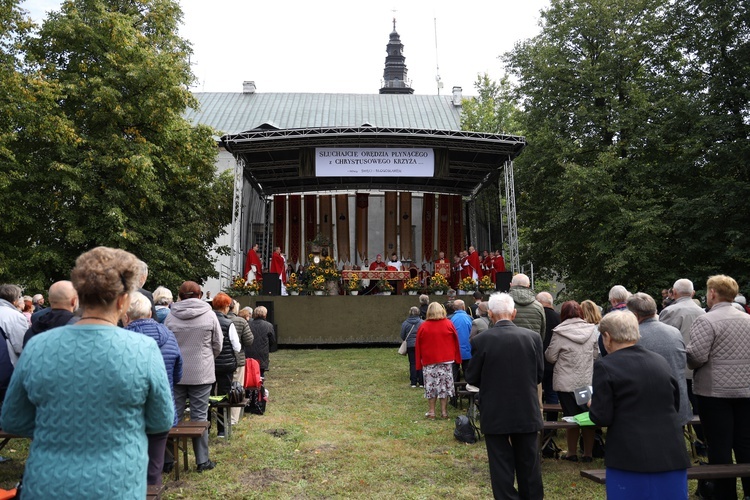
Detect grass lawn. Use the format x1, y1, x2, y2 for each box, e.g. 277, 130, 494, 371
0, 347, 704, 498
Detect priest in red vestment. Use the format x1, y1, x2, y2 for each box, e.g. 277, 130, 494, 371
270, 246, 287, 287
466, 246, 480, 281
493, 250, 506, 275
482, 250, 493, 280
369, 254, 387, 271
244, 243, 263, 282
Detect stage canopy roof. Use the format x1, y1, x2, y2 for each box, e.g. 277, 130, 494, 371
186, 91, 526, 198
221, 126, 526, 198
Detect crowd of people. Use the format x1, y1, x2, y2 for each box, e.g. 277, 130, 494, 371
0, 247, 277, 497
400, 270, 750, 499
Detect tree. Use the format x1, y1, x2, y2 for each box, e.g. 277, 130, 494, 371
0, 0, 231, 292
461, 73, 522, 135
504, 0, 686, 301
461, 73, 523, 254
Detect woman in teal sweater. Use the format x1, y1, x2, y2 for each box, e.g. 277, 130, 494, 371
2, 247, 174, 499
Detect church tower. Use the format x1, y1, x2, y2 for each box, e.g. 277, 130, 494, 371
379, 19, 414, 95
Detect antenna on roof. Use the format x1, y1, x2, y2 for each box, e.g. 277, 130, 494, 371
434, 17, 443, 95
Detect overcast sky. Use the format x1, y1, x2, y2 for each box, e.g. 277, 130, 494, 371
21, 0, 550, 96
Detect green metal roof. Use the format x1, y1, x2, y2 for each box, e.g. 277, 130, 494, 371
186, 92, 462, 134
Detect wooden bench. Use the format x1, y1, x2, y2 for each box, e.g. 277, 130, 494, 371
146, 484, 164, 499
209, 399, 248, 439
581, 463, 750, 484
167, 421, 210, 481
0, 430, 26, 454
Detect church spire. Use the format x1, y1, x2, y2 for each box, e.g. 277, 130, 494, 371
379, 19, 414, 95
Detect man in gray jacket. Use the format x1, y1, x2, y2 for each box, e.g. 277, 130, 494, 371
659, 278, 706, 445
508, 274, 545, 338
627, 292, 692, 425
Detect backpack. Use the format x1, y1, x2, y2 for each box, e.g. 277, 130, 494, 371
228, 381, 245, 404
245, 383, 267, 415
244, 358, 262, 390
453, 415, 480, 444
541, 434, 562, 459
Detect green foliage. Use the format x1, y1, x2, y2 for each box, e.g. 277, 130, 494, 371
461, 72, 522, 135
0, 0, 230, 293
504, 0, 750, 300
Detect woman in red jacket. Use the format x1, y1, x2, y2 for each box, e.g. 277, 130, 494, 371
415, 302, 462, 419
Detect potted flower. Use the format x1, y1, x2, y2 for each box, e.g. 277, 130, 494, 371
430, 273, 449, 295
309, 275, 326, 295
286, 273, 303, 295
458, 277, 477, 295
478, 275, 494, 294
247, 279, 262, 296
225, 276, 254, 297
403, 277, 420, 295
347, 273, 361, 295
377, 278, 394, 295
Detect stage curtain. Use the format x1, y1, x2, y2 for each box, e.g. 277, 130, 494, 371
399, 192, 412, 260
335, 194, 350, 263
356, 193, 369, 262
384, 192, 398, 258
422, 193, 435, 262
319, 195, 333, 251
438, 194, 451, 258
289, 195, 301, 265
273, 195, 286, 252
304, 195, 318, 255
452, 195, 464, 256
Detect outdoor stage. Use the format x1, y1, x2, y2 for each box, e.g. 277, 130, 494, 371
239, 294, 460, 346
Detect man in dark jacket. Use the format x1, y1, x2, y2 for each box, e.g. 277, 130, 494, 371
536, 291, 561, 423
466, 293, 544, 500
23, 281, 78, 348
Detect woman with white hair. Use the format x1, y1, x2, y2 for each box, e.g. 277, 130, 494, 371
590, 311, 689, 499
152, 286, 174, 323
123, 291, 183, 486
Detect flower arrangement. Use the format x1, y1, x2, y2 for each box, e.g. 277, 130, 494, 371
226, 276, 258, 297
304, 254, 340, 288
309, 275, 326, 292
286, 273, 303, 293
247, 279, 262, 294
458, 277, 477, 292
478, 275, 494, 294
403, 277, 421, 292
377, 279, 394, 294
430, 273, 449, 293
347, 273, 361, 291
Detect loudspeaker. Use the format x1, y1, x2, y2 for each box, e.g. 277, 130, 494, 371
496, 272, 512, 292
256, 301, 274, 326
262, 273, 281, 296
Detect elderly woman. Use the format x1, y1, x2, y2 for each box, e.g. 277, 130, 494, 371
228, 300, 254, 426
2, 247, 174, 498
247, 305, 275, 378
164, 281, 222, 473
590, 311, 690, 499
545, 300, 598, 462
123, 291, 183, 486
418, 294, 429, 319
238, 306, 253, 322
415, 302, 461, 419
687, 275, 750, 499
400, 306, 424, 387
210, 292, 241, 437
152, 286, 173, 323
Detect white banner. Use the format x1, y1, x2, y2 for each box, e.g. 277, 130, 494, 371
315, 148, 434, 177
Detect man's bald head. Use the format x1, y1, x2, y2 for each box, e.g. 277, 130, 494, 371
511, 273, 530, 287
48, 281, 78, 312
536, 291, 554, 308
